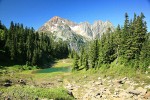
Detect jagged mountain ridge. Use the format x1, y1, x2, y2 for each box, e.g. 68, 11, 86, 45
38, 16, 114, 40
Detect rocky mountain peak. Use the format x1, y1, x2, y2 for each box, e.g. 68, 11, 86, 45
38, 16, 114, 40
50, 16, 62, 23
51, 16, 61, 19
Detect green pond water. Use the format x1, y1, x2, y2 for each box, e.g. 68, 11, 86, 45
36, 67, 71, 73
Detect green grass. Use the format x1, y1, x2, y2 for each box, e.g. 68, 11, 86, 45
0, 59, 73, 100
97, 59, 140, 78
0, 86, 74, 100
0, 65, 21, 78
53, 59, 73, 67
0, 64, 38, 75
0, 59, 75, 100
1, 58, 149, 99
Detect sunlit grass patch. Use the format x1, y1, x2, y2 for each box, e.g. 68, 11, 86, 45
0, 86, 74, 100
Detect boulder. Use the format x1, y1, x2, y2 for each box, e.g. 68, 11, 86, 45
66, 84, 73, 90
144, 85, 150, 89
136, 87, 147, 95
128, 90, 141, 95
101, 95, 107, 99
57, 79, 63, 82
68, 90, 74, 97
98, 77, 101, 80
95, 81, 103, 85
41, 98, 49, 100
105, 89, 111, 95
4, 83, 11, 87
144, 91, 150, 99
18, 79, 26, 85
117, 77, 127, 84
126, 87, 146, 97
4, 96, 11, 100
96, 93, 100, 96
5, 79, 12, 83
122, 77, 128, 81
108, 80, 113, 83
117, 80, 124, 84
119, 92, 129, 98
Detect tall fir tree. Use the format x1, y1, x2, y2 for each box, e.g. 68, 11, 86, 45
73, 53, 79, 71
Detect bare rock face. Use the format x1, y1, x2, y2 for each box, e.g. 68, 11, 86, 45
38, 16, 114, 51
39, 16, 76, 33
78, 22, 93, 39
38, 16, 114, 40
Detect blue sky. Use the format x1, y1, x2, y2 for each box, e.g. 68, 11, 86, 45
0, 0, 150, 31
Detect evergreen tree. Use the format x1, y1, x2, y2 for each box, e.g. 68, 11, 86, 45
79, 47, 84, 66
113, 25, 122, 63
0, 21, 7, 61
89, 39, 99, 68
84, 54, 89, 70
139, 32, 150, 71
73, 53, 79, 71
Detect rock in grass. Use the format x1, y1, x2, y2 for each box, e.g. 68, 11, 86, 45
117, 77, 128, 84
68, 90, 74, 97
96, 93, 100, 96
128, 90, 141, 95
41, 98, 49, 100
4, 96, 11, 100
144, 91, 150, 99
57, 79, 63, 82
35, 97, 39, 100
66, 84, 74, 90
136, 87, 147, 95
95, 81, 103, 85
117, 80, 124, 84
3, 83, 12, 87
18, 79, 26, 85
98, 77, 101, 80
3, 80, 12, 87
5, 79, 12, 84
